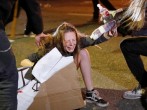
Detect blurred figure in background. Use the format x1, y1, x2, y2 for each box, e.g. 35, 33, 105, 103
6, 0, 47, 39
39, 0, 51, 8
20, 0, 46, 38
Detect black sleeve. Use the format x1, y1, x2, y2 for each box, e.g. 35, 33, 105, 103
79, 35, 108, 49
27, 52, 42, 63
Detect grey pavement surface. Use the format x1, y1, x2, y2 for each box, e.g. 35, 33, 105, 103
80, 88, 147, 110
6, 0, 147, 110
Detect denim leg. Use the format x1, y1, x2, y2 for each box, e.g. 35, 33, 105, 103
0, 30, 18, 110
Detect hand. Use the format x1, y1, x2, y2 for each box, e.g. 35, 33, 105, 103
35, 32, 48, 47
116, 8, 123, 13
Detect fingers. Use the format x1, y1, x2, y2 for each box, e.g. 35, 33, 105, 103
35, 37, 41, 47
35, 32, 48, 47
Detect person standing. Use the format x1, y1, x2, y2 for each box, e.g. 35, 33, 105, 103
5, 0, 48, 39
19, 0, 49, 39
0, 0, 46, 109
0, 0, 18, 110
19, 0, 48, 45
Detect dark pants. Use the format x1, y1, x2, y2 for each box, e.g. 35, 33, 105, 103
92, 0, 116, 19
0, 30, 18, 110
120, 37, 147, 88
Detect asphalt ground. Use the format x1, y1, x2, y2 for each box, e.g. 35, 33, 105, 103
6, 0, 147, 110
80, 88, 147, 110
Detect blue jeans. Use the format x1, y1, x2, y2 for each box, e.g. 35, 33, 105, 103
0, 30, 18, 110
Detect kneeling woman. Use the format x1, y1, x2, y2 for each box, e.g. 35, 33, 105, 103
25, 22, 115, 107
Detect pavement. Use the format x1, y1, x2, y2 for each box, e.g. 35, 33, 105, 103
80, 88, 147, 110
6, 0, 147, 110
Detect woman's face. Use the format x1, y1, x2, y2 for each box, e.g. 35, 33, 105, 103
63, 31, 77, 53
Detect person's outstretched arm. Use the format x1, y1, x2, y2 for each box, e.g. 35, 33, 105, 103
21, 0, 48, 46
80, 20, 116, 48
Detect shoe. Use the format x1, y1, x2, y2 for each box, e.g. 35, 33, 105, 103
123, 85, 145, 99
85, 89, 109, 107
24, 30, 31, 37
24, 34, 30, 37
24, 28, 31, 35
24, 32, 35, 38
24, 28, 36, 37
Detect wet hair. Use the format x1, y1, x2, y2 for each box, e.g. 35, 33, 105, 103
39, 22, 83, 56
52, 22, 81, 56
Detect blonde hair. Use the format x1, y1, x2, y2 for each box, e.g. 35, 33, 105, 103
39, 22, 82, 56
121, 0, 146, 30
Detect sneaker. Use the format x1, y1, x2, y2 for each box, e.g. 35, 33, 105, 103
24, 34, 30, 37
24, 28, 31, 35
24, 28, 35, 37
123, 85, 145, 99
24, 31, 31, 37
85, 89, 109, 107
24, 32, 35, 38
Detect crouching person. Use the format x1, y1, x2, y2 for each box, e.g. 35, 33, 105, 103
21, 22, 117, 107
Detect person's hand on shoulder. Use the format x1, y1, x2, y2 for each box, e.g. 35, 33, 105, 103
35, 32, 48, 47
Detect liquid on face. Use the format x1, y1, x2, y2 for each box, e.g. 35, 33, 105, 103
63, 31, 77, 53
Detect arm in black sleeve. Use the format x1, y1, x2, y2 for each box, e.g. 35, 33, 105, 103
79, 20, 116, 48
27, 47, 46, 63
27, 52, 42, 63
79, 34, 109, 48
